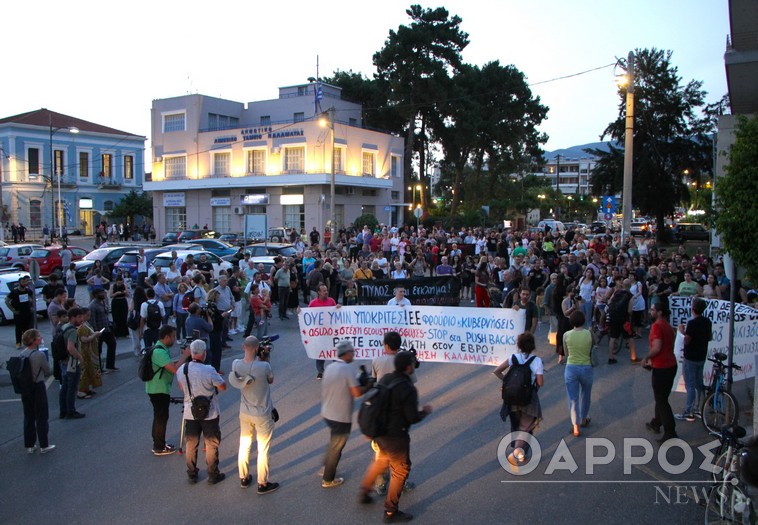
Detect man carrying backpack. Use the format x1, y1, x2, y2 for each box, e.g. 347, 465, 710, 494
358, 351, 432, 523
16, 329, 55, 454
146, 325, 191, 456
140, 288, 165, 349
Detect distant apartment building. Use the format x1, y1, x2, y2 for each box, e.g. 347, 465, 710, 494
145, 82, 405, 236
0, 108, 145, 236
534, 155, 596, 195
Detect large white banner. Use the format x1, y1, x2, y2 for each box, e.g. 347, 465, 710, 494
297, 305, 525, 366
669, 297, 758, 392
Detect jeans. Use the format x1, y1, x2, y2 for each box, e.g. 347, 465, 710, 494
176, 313, 188, 340
323, 419, 351, 482
278, 287, 290, 319
66, 285, 77, 301
316, 359, 325, 375
59, 363, 81, 417
360, 435, 411, 513
22, 381, 50, 448
580, 300, 594, 328
651, 366, 677, 437
243, 309, 256, 338
565, 364, 594, 426
256, 316, 268, 340
185, 417, 222, 478
683, 359, 706, 415
238, 414, 275, 484
148, 393, 170, 450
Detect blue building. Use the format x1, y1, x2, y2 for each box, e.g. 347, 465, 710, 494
0, 108, 145, 238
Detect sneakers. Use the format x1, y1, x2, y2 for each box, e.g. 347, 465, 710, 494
674, 413, 695, 422
241, 475, 253, 489
608, 358, 618, 364
208, 472, 226, 485
322, 477, 344, 488
316, 373, 323, 380
229, 329, 238, 335
26, 447, 36, 454
153, 444, 177, 456
257, 482, 280, 495
40, 445, 56, 454
694, 411, 702, 419
384, 510, 413, 522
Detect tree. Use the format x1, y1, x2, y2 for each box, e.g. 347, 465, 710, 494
589, 48, 715, 239
353, 213, 379, 232
373, 5, 469, 208
109, 190, 153, 224
714, 115, 758, 281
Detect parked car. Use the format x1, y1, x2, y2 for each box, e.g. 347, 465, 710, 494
28, 246, 89, 278
186, 238, 238, 257
0, 271, 47, 323
672, 223, 710, 242
177, 229, 219, 242
0, 244, 44, 270
630, 218, 651, 236
161, 232, 179, 246
112, 248, 166, 280
73, 246, 136, 282
149, 250, 233, 280
536, 220, 566, 234
590, 221, 608, 234
241, 243, 297, 258
218, 233, 243, 246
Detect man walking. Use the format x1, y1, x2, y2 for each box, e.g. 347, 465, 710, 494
59, 307, 86, 420
229, 336, 279, 494
309, 283, 337, 380
359, 351, 432, 522
643, 300, 677, 443
177, 339, 227, 484
675, 298, 712, 422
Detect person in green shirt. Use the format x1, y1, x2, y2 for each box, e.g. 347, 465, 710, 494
563, 310, 597, 437
676, 271, 701, 297
146, 325, 191, 455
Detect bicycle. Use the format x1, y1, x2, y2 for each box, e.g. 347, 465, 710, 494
701, 352, 740, 434
704, 425, 755, 524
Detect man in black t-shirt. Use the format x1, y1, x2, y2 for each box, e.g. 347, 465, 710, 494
512, 288, 539, 334
196, 253, 214, 285
6, 275, 36, 347
676, 298, 712, 421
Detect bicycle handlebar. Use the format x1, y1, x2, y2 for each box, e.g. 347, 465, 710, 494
707, 357, 742, 370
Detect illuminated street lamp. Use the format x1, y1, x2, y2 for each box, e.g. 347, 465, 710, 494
49, 116, 79, 239
319, 109, 336, 241
616, 51, 635, 240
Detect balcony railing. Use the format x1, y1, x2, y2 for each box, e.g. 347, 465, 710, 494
97, 176, 122, 188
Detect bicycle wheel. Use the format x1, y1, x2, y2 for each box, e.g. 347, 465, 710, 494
702, 392, 739, 433
705, 483, 730, 524
711, 448, 730, 484
729, 483, 754, 525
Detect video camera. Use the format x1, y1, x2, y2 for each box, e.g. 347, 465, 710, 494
408, 345, 421, 369
257, 334, 279, 361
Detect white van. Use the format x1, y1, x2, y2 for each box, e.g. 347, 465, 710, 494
537, 220, 566, 234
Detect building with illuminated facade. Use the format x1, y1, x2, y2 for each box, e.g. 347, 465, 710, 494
146, 83, 405, 236
0, 108, 145, 237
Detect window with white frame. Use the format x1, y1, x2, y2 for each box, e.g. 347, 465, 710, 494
79, 152, 89, 180
284, 147, 304, 173
28, 147, 40, 177
213, 152, 231, 176
101, 154, 113, 180
213, 206, 231, 232
29, 200, 41, 228
283, 204, 304, 230
391, 155, 401, 178
124, 155, 134, 180
104, 200, 114, 212
163, 112, 186, 133
165, 156, 186, 179
166, 207, 187, 231
54, 150, 64, 176
362, 151, 376, 176
293, 112, 304, 123
333, 147, 345, 174
247, 149, 266, 175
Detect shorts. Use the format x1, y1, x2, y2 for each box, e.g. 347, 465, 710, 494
608, 322, 631, 339
632, 310, 644, 328
232, 300, 241, 319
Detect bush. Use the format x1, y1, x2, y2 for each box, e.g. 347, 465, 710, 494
353, 214, 379, 232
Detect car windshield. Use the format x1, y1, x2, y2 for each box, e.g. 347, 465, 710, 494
0, 248, 9, 257
31, 249, 51, 258
153, 257, 172, 268
118, 254, 139, 264
83, 249, 112, 261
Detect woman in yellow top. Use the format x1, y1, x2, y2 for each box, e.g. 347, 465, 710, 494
77, 307, 103, 398
563, 310, 597, 437
676, 271, 702, 297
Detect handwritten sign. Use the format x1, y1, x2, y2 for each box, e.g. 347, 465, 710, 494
670, 297, 758, 391
356, 277, 460, 306
297, 305, 525, 366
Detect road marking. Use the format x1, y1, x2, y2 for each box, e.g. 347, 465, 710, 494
0, 398, 21, 403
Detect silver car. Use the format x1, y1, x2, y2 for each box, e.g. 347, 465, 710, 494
0, 244, 44, 270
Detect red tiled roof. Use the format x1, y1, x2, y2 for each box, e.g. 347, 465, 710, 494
0, 108, 143, 138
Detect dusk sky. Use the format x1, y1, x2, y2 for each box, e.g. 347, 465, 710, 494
1, 0, 729, 157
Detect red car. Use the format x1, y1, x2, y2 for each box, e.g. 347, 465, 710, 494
28, 246, 89, 278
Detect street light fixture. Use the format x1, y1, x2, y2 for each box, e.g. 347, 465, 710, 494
49, 117, 79, 240
319, 108, 336, 242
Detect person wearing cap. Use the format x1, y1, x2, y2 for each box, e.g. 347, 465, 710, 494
320, 340, 372, 489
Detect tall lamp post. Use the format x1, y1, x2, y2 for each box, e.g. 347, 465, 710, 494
319, 108, 336, 243
49, 117, 79, 240
620, 51, 635, 241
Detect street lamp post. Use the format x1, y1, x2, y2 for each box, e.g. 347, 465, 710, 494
49, 117, 79, 240
621, 51, 635, 241
319, 109, 336, 244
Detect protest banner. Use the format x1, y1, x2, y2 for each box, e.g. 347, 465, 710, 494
356, 276, 460, 306
297, 305, 525, 366
669, 297, 758, 392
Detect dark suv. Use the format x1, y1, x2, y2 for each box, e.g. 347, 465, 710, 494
672, 223, 709, 242
73, 246, 136, 282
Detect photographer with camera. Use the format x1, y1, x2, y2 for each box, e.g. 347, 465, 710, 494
205, 290, 232, 373
229, 336, 279, 494
176, 339, 227, 484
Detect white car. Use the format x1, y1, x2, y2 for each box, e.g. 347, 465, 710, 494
0, 271, 47, 323
149, 250, 233, 280
537, 220, 566, 234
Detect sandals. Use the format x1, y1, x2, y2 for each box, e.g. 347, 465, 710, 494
570, 427, 580, 437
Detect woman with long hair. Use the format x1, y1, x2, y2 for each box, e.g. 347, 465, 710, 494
577, 268, 595, 328
474, 260, 491, 308
109, 274, 129, 338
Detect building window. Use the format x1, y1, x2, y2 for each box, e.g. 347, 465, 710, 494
208, 113, 239, 131
163, 112, 186, 133
362, 152, 375, 176
30, 199, 41, 228
246, 205, 266, 214
362, 205, 376, 216
247, 150, 266, 175
284, 147, 304, 173
284, 205, 304, 230
349, 118, 357, 127
165, 156, 186, 179
213, 152, 231, 176
334, 204, 344, 229
28, 148, 40, 176
101, 154, 112, 179
333, 147, 344, 173
166, 207, 187, 231
54, 150, 64, 176
260, 116, 271, 126
391, 191, 400, 200
391, 156, 401, 178
104, 200, 114, 212
79, 152, 89, 179
213, 206, 231, 232
124, 155, 134, 180
293, 112, 304, 123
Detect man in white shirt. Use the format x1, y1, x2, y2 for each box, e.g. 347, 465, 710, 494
387, 285, 411, 307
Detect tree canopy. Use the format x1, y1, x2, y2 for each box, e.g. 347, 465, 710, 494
714, 115, 758, 281
109, 190, 153, 223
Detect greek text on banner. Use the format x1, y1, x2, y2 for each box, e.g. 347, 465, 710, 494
297, 305, 525, 366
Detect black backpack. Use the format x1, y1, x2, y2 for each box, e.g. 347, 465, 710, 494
501, 354, 536, 406
608, 290, 631, 324
138, 344, 161, 382
358, 377, 405, 438
6, 351, 36, 395
52, 325, 76, 362
145, 301, 162, 330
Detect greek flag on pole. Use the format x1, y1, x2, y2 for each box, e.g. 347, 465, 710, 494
316, 82, 323, 102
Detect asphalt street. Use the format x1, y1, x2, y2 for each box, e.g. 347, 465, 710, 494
0, 241, 749, 524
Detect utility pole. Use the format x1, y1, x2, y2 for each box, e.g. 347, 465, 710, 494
621, 51, 635, 241
555, 154, 561, 219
